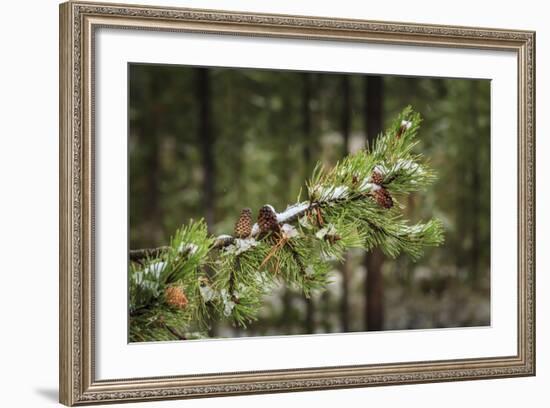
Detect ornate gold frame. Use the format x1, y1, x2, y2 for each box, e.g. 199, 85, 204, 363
59, 1, 536, 405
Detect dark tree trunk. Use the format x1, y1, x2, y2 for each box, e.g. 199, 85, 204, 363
302, 73, 315, 334
197, 68, 215, 232
364, 75, 385, 331
341, 76, 351, 156
365, 251, 384, 330
143, 74, 162, 246
340, 75, 352, 332
196, 68, 217, 336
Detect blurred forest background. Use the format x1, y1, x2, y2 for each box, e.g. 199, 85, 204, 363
129, 63, 491, 337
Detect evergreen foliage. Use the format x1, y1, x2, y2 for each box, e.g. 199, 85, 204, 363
129, 107, 444, 342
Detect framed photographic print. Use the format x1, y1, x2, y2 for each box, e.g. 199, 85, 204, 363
59, 1, 536, 405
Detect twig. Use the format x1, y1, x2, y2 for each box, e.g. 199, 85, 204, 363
129, 190, 375, 262
259, 236, 288, 270
129, 246, 171, 263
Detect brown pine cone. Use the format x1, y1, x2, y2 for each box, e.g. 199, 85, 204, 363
165, 286, 189, 309
258, 205, 279, 233
234, 208, 253, 238
373, 187, 394, 209
370, 170, 384, 185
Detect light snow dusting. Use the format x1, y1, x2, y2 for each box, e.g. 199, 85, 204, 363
220, 289, 236, 316
199, 282, 216, 302
178, 242, 198, 255
393, 159, 424, 174
281, 223, 299, 239
359, 180, 381, 192
313, 185, 349, 201
401, 120, 412, 129
216, 234, 233, 240
315, 223, 337, 240
250, 223, 260, 236
142, 261, 166, 279
277, 202, 309, 222
224, 238, 260, 255
374, 164, 389, 175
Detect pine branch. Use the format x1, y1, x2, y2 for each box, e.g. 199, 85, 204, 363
131, 190, 396, 261
128, 106, 446, 342
130, 202, 320, 261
